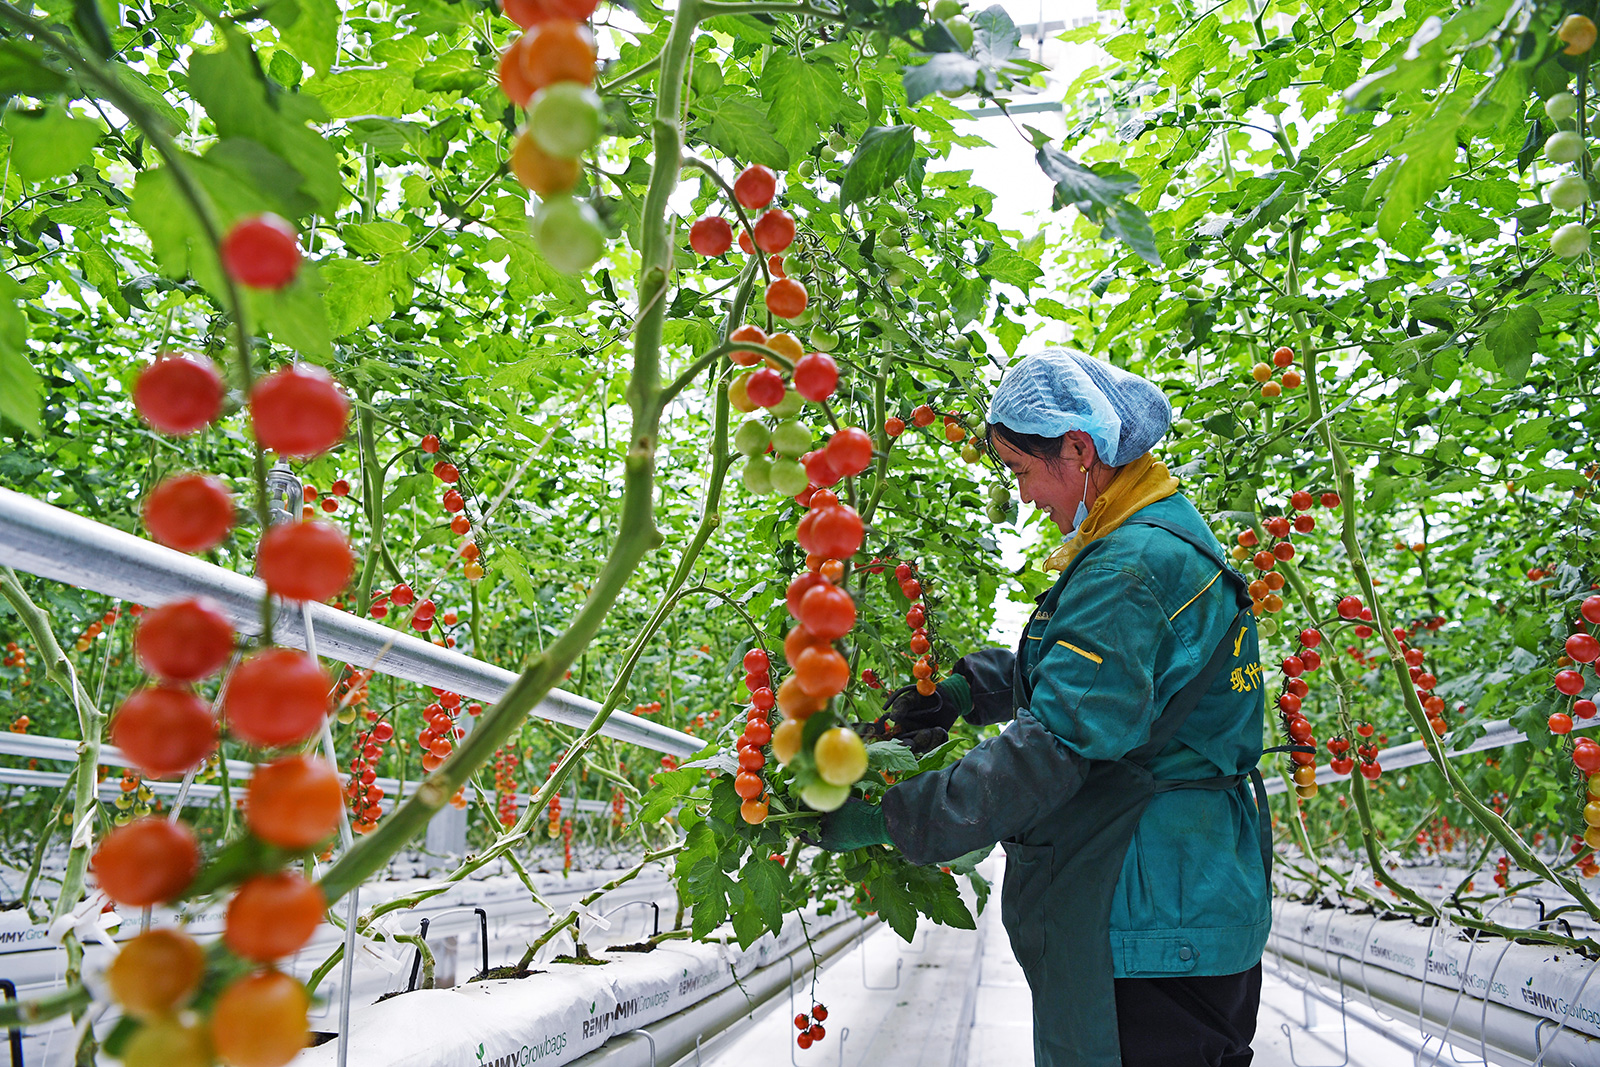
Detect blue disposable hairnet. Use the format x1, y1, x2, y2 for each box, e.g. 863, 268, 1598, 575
986, 349, 1172, 466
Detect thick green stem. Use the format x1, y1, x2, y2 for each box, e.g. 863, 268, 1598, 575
0, 569, 102, 1044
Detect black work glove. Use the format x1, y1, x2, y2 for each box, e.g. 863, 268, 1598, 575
847, 719, 949, 757
881, 680, 959, 733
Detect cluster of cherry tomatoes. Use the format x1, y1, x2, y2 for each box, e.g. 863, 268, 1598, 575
690, 164, 805, 315
1393, 625, 1450, 739
500, 0, 608, 273
793, 1002, 829, 1050
733, 648, 777, 823
771, 491, 871, 812
300, 478, 350, 519
609, 785, 627, 830
110, 337, 356, 1064
494, 744, 522, 828
1554, 597, 1600, 846
68, 606, 123, 654
112, 767, 157, 824
348, 705, 395, 835
417, 688, 469, 776
1276, 627, 1323, 797
561, 814, 575, 872
2, 640, 26, 673
1332, 720, 1383, 782
547, 760, 565, 838
1248, 345, 1303, 399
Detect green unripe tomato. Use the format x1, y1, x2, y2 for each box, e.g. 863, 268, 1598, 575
798, 159, 816, 179
1240, 401, 1260, 420
787, 255, 813, 274
742, 456, 774, 494
533, 196, 605, 275
819, 144, 837, 163
769, 388, 804, 419
885, 268, 908, 288
769, 457, 809, 496
1257, 617, 1278, 638
935, 309, 952, 329
880, 227, 904, 248
808, 325, 840, 351
828, 131, 848, 152
1547, 91, 1579, 123
771, 418, 812, 456
1172, 418, 1196, 435
945, 14, 974, 50
1550, 174, 1591, 211
733, 419, 771, 457
931, 0, 962, 18
800, 778, 851, 812
528, 83, 603, 159
366, 1, 383, 15
961, 440, 982, 464
988, 484, 1010, 505
1545, 130, 1584, 165
1184, 284, 1204, 300
1552, 221, 1591, 258
985, 502, 1009, 524
952, 334, 971, 352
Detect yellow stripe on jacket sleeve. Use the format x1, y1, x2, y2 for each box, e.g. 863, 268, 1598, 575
1169, 568, 1223, 622
1056, 640, 1103, 665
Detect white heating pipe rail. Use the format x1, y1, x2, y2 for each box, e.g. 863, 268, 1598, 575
0, 487, 702, 758
1261, 717, 1561, 796
0, 738, 614, 815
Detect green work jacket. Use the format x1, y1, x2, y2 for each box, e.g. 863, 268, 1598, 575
1017, 493, 1270, 978
883, 492, 1271, 979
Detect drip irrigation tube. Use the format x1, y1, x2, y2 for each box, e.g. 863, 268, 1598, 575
0, 488, 700, 757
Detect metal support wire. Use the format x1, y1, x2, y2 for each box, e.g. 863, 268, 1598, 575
858, 919, 902, 990
1529, 952, 1600, 1067
1416, 895, 1525, 1067
1356, 913, 1402, 1024
0, 978, 22, 1067
1279, 956, 1352, 1067
406, 917, 434, 993
601, 899, 662, 940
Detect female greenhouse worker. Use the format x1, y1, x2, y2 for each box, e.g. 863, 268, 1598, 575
817, 349, 1273, 1067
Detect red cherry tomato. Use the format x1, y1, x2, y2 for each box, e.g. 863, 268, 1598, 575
144, 473, 234, 553
257, 521, 354, 602
250, 364, 349, 458
766, 277, 808, 319
134, 354, 224, 435
690, 217, 733, 256
136, 598, 234, 682
799, 583, 856, 640
734, 165, 777, 210
793, 353, 839, 401
825, 428, 873, 477
225, 871, 326, 961
112, 686, 217, 778
247, 755, 344, 850
226, 649, 330, 748
221, 215, 301, 290
92, 817, 200, 906
753, 209, 796, 253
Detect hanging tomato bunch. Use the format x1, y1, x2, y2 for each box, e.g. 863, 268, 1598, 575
500, 0, 608, 273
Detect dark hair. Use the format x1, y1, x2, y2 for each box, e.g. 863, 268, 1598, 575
985, 422, 1068, 470
984, 422, 1122, 476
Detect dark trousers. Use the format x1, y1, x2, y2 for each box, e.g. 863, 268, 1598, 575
1114, 963, 1262, 1067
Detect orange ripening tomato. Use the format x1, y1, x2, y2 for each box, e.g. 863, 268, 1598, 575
209, 970, 310, 1067
511, 128, 581, 195
499, 36, 537, 107
520, 21, 596, 92
106, 929, 206, 1019
246, 755, 343, 850
225, 873, 326, 962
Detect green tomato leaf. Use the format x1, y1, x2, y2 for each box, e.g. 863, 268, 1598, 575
1484, 304, 1541, 385
0, 275, 40, 435
2, 106, 102, 182
693, 91, 790, 170
840, 125, 915, 206
902, 53, 978, 106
